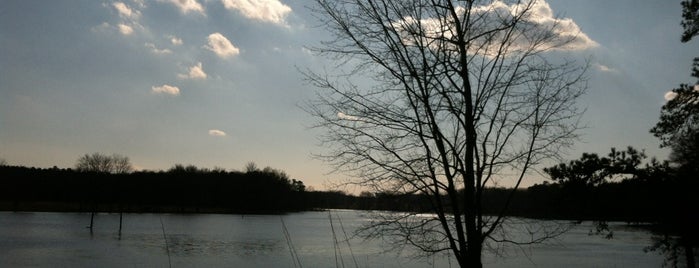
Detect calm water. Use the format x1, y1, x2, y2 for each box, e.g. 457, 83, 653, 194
0, 210, 663, 267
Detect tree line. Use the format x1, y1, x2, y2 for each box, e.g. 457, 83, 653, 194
0, 161, 306, 214
0, 152, 695, 265
2, 152, 691, 223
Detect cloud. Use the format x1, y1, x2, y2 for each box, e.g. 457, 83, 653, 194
337, 112, 360, 121
301, 47, 313, 55
117, 24, 134, 35
394, 0, 596, 55
91, 22, 111, 33
664, 91, 678, 101
221, 0, 292, 26
515, 0, 598, 50
158, 0, 205, 15
145, 43, 173, 54
208, 129, 227, 136
205, 33, 240, 58
113, 2, 140, 19
179, 62, 207, 79
169, 35, 183, 45
595, 63, 616, 73
100, 2, 143, 36
152, 84, 181, 95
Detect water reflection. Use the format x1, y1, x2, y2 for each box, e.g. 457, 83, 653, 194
0, 211, 665, 268
163, 234, 283, 257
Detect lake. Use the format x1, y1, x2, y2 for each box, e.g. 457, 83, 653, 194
0, 210, 664, 267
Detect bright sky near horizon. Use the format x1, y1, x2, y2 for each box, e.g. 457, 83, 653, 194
0, 0, 696, 191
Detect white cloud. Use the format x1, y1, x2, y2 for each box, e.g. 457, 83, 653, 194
664, 91, 678, 101
221, 0, 292, 26
337, 112, 359, 121
301, 47, 313, 55
205, 33, 240, 58
169, 35, 183, 45
395, 0, 596, 55
595, 63, 616, 73
179, 62, 207, 79
117, 24, 134, 35
145, 43, 172, 54
152, 84, 181, 95
159, 0, 205, 15
101, 2, 144, 36
208, 129, 227, 136
515, 0, 598, 50
113, 2, 140, 19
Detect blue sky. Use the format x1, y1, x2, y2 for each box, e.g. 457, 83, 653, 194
0, 0, 696, 190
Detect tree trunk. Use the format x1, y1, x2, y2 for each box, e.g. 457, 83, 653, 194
466, 236, 483, 268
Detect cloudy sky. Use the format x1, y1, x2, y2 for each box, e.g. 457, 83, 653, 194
0, 0, 696, 190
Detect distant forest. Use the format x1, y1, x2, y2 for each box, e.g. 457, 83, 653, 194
0, 162, 694, 225
0, 164, 307, 214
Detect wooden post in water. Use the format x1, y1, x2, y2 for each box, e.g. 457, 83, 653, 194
119, 212, 123, 233
89, 211, 95, 231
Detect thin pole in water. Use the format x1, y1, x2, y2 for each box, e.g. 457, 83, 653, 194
329, 211, 345, 268
281, 217, 302, 268
335, 213, 358, 268
159, 215, 172, 268
89, 212, 95, 231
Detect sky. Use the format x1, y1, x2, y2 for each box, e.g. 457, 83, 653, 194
0, 0, 696, 191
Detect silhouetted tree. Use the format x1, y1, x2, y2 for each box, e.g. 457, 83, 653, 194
75, 153, 133, 174
682, 0, 699, 42
244, 162, 259, 173
112, 155, 132, 174
650, 58, 699, 179
645, 4, 699, 265
305, 0, 590, 266
660, 0, 699, 170
291, 179, 306, 192
544, 147, 649, 186
546, 146, 696, 267
74, 153, 133, 230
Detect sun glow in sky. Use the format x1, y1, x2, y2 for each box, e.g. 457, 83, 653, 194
0, 0, 696, 190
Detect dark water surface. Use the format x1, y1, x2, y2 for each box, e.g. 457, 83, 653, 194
0, 210, 663, 267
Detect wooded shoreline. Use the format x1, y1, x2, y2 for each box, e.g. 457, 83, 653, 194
1, 165, 694, 225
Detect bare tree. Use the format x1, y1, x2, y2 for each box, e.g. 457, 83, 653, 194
75, 153, 133, 174
245, 162, 259, 173
305, 0, 591, 266
111, 154, 133, 174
